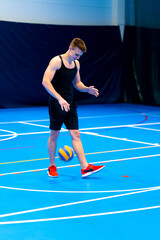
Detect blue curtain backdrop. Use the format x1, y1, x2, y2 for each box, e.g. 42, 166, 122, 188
0, 21, 123, 108
0, 21, 160, 108
123, 26, 160, 106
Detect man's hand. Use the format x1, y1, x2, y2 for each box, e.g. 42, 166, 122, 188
88, 86, 99, 97
58, 98, 70, 112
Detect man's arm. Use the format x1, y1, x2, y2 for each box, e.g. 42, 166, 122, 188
73, 61, 99, 97
42, 57, 70, 112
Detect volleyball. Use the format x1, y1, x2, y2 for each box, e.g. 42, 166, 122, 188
58, 145, 74, 162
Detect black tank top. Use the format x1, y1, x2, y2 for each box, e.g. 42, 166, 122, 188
51, 55, 77, 103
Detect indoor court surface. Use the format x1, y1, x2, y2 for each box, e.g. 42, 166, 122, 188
0, 103, 160, 240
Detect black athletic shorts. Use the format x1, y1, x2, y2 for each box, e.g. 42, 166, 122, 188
48, 97, 79, 130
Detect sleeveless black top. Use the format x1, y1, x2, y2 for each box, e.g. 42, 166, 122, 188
50, 56, 77, 103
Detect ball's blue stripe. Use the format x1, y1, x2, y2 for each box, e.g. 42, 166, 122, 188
58, 146, 74, 161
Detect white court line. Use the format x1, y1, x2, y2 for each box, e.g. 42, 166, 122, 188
1, 122, 160, 138
0, 119, 49, 124
0, 112, 148, 124
18, 121, 49, 128
1, 122, 160, 144
131, 126, 160, 132
0, 187, 159, 219
1, 120, 160, 128
0, 145, 159, 161
1, 122, 160, 137
1, 152, 160, 177
15, 128, 159, 147
0, 129, 18, 141
79, 113, 146, 119
0, 185, 159, 194
18, 131, 50, 136
18, 122, 65, 130
1, 205, 159, 225
81, 131, 159, 146
84, 145, 160, 155
0, 131, 50, 138
0, 109, 159, 125
79, 122, 160, 131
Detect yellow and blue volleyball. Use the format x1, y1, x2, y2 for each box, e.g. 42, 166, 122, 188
58, 145, 74, 162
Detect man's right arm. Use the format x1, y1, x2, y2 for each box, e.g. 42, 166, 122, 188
42, 57, 70, 112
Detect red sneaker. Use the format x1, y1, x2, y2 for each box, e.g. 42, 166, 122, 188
48, 165, 58, 177
81, 163, 104, 178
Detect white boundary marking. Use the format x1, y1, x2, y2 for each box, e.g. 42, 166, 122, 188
131, 126, 160, 132
0, 205, 159, 225
0, 153, 156, 175
2, 205, 160, 225
0, 119, 49, 124
79, 113, 146, 119
0, 145, 159, 165
0, 185, 159, 194
81, 131, 159, 146
0, 129, 18, 141
18, 121, 49, 128
0, 121, 160, 144
0, 187, 159, 224
0, 152, 160, 177
1, 114, 160, 224
0, 110, 159, 124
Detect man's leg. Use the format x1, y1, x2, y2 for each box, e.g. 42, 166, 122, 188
47, 130, 60, 177
48, 130, 60, 166
69, 129, 104, 178
69, 129, 88, 169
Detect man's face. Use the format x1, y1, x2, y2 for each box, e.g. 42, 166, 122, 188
69, 47, 83, 61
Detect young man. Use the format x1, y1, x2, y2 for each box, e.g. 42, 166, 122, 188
42, 38, 104, 178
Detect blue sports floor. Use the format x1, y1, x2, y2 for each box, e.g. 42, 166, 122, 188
0, 103, 160, 240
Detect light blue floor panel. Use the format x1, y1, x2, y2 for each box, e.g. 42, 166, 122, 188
0, 103, 160, 240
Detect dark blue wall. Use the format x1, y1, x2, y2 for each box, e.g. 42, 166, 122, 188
0, 21, 123, 108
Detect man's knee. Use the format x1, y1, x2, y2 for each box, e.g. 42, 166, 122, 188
69, 130, 80, 140
49, 130, 60, 141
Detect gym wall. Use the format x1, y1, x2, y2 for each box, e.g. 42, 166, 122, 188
0, 0, 125, 108
0, 0, 160, 107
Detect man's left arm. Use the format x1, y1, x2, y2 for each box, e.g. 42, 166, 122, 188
73, 61, 99, 97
